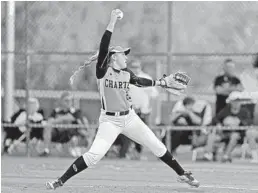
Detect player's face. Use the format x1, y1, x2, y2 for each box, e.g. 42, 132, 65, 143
115, 52, 127, 69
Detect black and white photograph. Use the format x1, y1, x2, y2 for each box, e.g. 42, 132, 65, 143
1, 1, 258, 193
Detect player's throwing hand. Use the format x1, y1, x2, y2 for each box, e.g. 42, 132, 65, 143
110, 9, 123, 23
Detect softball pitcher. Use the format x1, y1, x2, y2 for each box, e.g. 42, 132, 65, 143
46, 9, 200, 190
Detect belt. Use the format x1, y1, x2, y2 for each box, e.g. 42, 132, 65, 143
105, 106, 132, 116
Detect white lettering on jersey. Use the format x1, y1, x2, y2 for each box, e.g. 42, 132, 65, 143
97, 67, 132, 112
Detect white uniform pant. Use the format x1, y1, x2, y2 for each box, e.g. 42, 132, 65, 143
83, 109, 167, 166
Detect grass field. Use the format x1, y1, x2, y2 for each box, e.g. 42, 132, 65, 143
1, 155, 258, 193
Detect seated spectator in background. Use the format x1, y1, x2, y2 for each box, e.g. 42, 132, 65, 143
214, 59, 243, 116
40, 92, 89, 158
163, 96, 212, 154
3, 98, 44, 154
212, 92, 253, 163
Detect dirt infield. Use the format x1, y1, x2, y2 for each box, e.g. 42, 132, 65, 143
1, 156, 258, 193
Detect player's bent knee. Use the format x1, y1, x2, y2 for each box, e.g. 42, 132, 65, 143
82, 151, 103, 167
152, 141, 167, 158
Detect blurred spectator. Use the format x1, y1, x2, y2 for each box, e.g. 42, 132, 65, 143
213, 59, 244, 115
40, 91, 89, 158
163, 97, 212, 154
3, 98, 45, 154
212, 92, 253, 163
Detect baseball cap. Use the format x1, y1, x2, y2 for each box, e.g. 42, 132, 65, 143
109, 46, 130, 56
226, 91, 252, 104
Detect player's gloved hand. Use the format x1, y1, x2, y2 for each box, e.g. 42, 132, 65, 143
160, 72, 190, 95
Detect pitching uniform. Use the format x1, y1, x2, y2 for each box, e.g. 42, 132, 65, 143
82, 30, 167, 166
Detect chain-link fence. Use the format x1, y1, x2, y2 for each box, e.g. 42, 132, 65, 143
1, 2, 258, 155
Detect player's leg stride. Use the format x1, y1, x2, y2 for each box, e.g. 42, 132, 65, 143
46, 151, 199, 190
46, 9, 200, 190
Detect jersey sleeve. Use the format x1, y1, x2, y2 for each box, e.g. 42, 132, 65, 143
125, 68, 154, 87
96, 30, 112, 79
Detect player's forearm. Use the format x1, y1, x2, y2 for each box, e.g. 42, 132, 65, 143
133, 78, 167, 87
127, 68, 166, 87
106, 18, 117, 32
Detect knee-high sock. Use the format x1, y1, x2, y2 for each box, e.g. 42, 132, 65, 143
59, 156, 87, 184
159, 150, 185, 176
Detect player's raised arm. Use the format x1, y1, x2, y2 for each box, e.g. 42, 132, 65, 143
96, 9, 121, 79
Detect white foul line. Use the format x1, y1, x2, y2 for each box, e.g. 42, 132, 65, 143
65, 184, 258, 191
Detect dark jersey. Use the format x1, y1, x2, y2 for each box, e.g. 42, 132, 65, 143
214, 74, 241, 114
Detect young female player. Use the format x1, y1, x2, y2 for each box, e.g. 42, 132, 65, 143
46, 9, 200, 190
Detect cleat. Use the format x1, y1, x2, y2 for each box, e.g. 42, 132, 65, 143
46, 179, 63, 190
178, 171, 200, 188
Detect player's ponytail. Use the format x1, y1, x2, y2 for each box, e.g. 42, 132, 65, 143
69, 50, 99, 85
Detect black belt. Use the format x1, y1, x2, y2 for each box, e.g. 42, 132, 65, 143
105, 106, 132, 116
